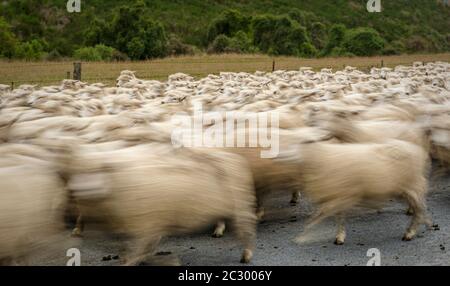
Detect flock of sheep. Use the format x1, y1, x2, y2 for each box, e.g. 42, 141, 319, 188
0, 61, 449, 266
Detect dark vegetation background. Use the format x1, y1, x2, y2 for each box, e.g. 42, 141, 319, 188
0, 0, 449, 61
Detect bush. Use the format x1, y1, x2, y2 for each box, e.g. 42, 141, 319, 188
15, 39, 47, 60
111, 50, 130, 61
126, 38, 146, 60
322, 24, 347, 55
230, 31, 255, 53
252, 15, 311, 56
383, 40, 405, 55
328, 47, 355, 57
299, 42, 318, 58
208, 34, 236, 54
167, 35, 196, 56
207, 9, 251, 43
74, 47, 102, 61
73, 44, 117, 61
111, 4, 168, 59
0, 17, 17, 58
405, 36, 428, 53
342, 27, 385, 56
309, 22, 328, 50
45, 49, 62, 61
82, 1, 168, 60
287, 9, 318, 29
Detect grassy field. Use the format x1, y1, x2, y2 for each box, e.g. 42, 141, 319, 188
1, 53, 450, 87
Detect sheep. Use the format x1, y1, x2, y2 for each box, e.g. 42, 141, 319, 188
276, 139, 432, 244
67, 143, 257, 265
0, 144, 66, 265
203, 126, 333, 222
306, 108, 431, 152
0, 84, 11, 94
0, 60, 448, 265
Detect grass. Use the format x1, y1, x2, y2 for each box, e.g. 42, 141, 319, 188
1, 53, 450, 87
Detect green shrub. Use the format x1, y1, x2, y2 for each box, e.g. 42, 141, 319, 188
111, 50, 130, 61
15, 39, 47, 60
208, 34, 236, 53
299, 42, 318, 58
342, 27, 385, 56
309, 22, 328, 50
383, 40, 405, 55
207, 9, 251, 43
287, 9, 318, 29
0, 17, 17, 58
322, 24, 347, 55
252, 15, 311, 56
230, 30, 255, 53
405, 36, 428, 53
126, 38, 146, 60
328, 47, 355, 57
74, 47, 102, 61
110, 3, 168, 59
167, 35, 196, 56
73, 44, 117, 61
45, 49, 63, 61
83, 1, 168, 60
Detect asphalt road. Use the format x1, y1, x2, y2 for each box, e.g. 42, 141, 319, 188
30, 169, 450, 266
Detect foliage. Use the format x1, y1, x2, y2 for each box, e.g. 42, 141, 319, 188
74, 44, 117, 61
15, 39, 47, 60
0, 17, 17, 58
342, 27, 385, 56
1, 0, 449, 60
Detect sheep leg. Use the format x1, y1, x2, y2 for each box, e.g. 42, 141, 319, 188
256, 206, 265, 221
290, 191, 301, 205
212, 220, 226, 238
124, 236, 161, 266
334, 215, 346, 245
233, 214, 256, 264
405, 205, 414, 216
254, 193, 266, 221
402, 192, 426, 241
71, 214, 84, 237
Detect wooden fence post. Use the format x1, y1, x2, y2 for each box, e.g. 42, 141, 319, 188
11, 82, 14, 90
73, 62, 82, 81
272, 60, 275, 72
381, 60, 384, 67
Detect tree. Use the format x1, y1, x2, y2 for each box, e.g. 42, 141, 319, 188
0, 17, 18, 58
15, 39, 47, 60
322, 24, 347, 55
287, 9, 319, 29
208, 34, 235, 53
83, 1, 168, 60
127, 38, 146, 59
309, 22, 328, 50
342, 27, 385, 56
167, 34, 196, 56
207, 9, 251, 43
252, 15, 311, 56
74, 45, 118, 61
